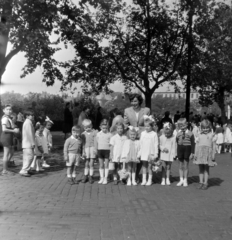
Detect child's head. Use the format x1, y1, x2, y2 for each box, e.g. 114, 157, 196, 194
45, 116, 53, 130
71, 125, 81, 138
2, 104, 12, 116
177, 118, 188, 131
82, 119, 92, 132
163, 123, 174, 138
24, 109, 35, 121
100, 119, 109, 133
128, 126, 138, 141
200, 119, 211, 134
116, 122, 124, 135
35, 122, 45, 133
144, 119, 154, 132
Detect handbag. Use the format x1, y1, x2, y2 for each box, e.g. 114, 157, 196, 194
118, 162, 129, 180
109, 161, 115, 170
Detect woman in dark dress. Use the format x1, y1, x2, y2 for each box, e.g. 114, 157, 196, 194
63, 102, 73, 139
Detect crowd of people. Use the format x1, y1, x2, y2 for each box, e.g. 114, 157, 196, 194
1, 93, 231, 191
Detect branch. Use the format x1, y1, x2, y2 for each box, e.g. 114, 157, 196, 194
111, 54, 145, 94
115, 25, 145, 79
0, 43, 24, 76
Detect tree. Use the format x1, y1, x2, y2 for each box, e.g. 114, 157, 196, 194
0, 0, 87, 114
61, 0, 187, 108
191, 2, 232, 123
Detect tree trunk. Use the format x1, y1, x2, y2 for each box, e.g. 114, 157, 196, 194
144, 91, 152, 109
218, 88, 226, 124
185, 1, 193, 122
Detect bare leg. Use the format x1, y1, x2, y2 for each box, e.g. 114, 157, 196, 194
199, 165, 204, 183
204, 165, 209, 185
2, 147, 10, 172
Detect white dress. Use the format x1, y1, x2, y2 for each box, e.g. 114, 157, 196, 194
109, 134, 128, 162
139, 131, 158, 161
159, 135, 177, 162
224, 127, 232, 144
216, 133, 224, 144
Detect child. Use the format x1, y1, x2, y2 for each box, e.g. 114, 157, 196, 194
176, 118, 195, 187
95, 119, 112, 184
121, 126, 140, 186
19, 110, 35, 177
81, 119, 97, 184
194, 119, 216, 190
30, 123, 45, 172
223, 123, 232, 153
42, 116, 53, 168
110, 122, 128, 185
1, 104, 20, 175
159, 123, 176, 186
214, 124, 223, 154
191, 120, 199, 143
64, 126, 83, 185
139, 116, 159, 186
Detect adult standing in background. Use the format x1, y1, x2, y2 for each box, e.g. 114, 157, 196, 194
78, 106, 91, 132
16, 109, 24, 133
63, 102, 73, 139
124, 93, 150, 182
72, 102, 80, 126
93, 106, 103, 130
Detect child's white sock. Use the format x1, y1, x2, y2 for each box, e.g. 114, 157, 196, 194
84, 168, 89, 176
89, 168, 94, 176
67, 174, 71, 178
105, 169, 109, 178
72, 172, 76, 178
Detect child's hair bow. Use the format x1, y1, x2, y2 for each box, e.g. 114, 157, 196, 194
143, 115, 154, 122
128, 126, 139, 132
163, 122, 171, 129
45, 116, 54, 124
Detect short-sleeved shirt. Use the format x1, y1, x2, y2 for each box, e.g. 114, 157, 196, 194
96, 131, 111, 150
1, 116, 13, 129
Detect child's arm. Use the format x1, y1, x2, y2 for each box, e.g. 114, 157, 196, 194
153, 132, 159, 158
109, 136, 114, 160
94, 133, 98, 152
63, 139, 69, 161
190, 133, 195, 155
159, 135, 165, 152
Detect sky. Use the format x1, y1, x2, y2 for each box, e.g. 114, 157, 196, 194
0, 0, 229, 96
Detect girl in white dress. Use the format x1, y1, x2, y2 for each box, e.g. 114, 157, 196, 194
110, 123, 128, 185
214, 124, 223, 153
139, 116, 159, 186
121, 126, 140, 186
159, 123, 176, 186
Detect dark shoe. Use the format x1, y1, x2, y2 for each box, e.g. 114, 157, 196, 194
81, 175, 88, 183
72, 178, 79, 184
121, 179, 126, 185
201, 184, 208, 190
20, 173, 31, 177
197, 183, 204, 189
114, 180, 118, 185
68, 178, 74, 185
8, 161, 17, 168
89, 176, 94, 184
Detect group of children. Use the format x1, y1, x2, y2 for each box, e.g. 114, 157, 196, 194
1, 104, 218, 190
64, 114, 217, 190
1, 104, 53, 177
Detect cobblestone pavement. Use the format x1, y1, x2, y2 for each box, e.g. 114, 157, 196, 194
0, 134, 232, 240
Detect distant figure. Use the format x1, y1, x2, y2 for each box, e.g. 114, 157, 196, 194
159, 111, 173, 131
174, 111, 181, 123
16, 110, 24, 132
72, 102, 80, 126
63, 102, 73, 139
78, 106, 91, 132
94, 106, 103, 130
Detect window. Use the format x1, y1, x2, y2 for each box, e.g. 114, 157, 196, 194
191, 93, 194, 98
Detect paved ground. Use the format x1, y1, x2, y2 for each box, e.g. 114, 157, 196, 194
0, 132, 232, 240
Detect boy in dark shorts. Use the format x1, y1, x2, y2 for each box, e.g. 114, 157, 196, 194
176, 118, 195, 187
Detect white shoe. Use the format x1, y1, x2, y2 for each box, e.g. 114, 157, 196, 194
141, 180, 147, 186
132, 180, 137, 186
42, 163, 50, 168
183, 179, 188, 187
98, 178, 104, 184
102, 177, 108, 185
166, 179, 171, 186
177, 179, 184, 186
161, 179, 166, 186
36, 168, 45, 172
146, 180, 152, 186
127, 178, 132, 186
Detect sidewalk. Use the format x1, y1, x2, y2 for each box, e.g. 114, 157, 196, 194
0, 142, 232, 239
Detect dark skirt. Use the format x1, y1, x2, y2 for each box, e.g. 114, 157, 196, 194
1, 131, 14, 147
